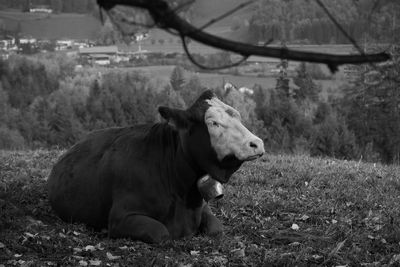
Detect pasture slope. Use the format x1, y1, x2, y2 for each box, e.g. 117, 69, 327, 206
0, 11, 101, 40
1, 150, 400, 266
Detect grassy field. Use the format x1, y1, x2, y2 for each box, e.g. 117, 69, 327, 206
127, 65, 347, 98
0, 11, 101, 39
1, 150, 400, 266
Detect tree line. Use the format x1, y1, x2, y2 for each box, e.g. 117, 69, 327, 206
0, 50, 398, 163
248, 0, 400, 44
0, 0, 97, 14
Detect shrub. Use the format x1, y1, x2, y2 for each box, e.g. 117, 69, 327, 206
0, 126, 26, 150
310, 113, 358, 159
306, 63, 331, 80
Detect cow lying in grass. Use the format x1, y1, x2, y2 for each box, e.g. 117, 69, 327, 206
47, 90, 264, 243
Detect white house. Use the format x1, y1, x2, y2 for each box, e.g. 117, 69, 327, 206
30, 6, 53, 13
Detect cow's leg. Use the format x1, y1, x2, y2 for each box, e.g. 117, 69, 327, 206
108, 203, 169, 243
199, 203, 223, 236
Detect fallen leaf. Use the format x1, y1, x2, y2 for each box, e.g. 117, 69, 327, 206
26, 217, 45, 227
58, 233, 66, 238
84, 245, 96, 252
24, 232, 36, 238
247, 243, 259, 253
312, 255, 323, 260
118, 246, 128, 250
95, 243, 104, 250
14, 254, 22, 258
208, 255, 228, 265
289, 242, 301, 246
73, 248, 82, 253
41, 235, 51, 241
300, 215, 309, 221
190, 250, 200, 256
360, 262, 380, 267
390, 254, 400, 264
106, 252, 121, 260
79, 260, 88, 266
291, 223, 300, 230
231, 248, 245, 258
89, 260, 102, 266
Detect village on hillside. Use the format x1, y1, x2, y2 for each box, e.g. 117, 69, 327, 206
0, 4, 151, 67
0, 2, 369, 80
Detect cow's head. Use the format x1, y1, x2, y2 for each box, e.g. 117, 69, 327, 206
158, 90, 264, 183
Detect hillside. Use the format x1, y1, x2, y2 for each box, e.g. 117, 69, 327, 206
190, 0, 251, 26
1, 150, 400, 265
0, 11, 101, 39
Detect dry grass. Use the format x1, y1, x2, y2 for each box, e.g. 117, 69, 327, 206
1, 150, 400, 266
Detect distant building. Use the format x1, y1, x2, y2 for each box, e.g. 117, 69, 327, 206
30, 5, 53, 14
88, 54, 111, 65
56, 40, 74, 50
0, 50, 10, 59
0, 35, 15, 50
79, 45, 119, 65
19, 37, 36, 44
242, 55, 297, 76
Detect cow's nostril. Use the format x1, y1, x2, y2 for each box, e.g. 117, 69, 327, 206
249, 141, 258, 149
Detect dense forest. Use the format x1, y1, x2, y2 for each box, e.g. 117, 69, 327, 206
245, 0, 400, 44
0, 0, 97, 14
0, 46, 399, 163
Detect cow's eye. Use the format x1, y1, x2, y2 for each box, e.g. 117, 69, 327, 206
212, 121, 220, 127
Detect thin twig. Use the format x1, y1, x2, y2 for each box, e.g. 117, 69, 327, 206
97, 0, 391, 72
367, 0, 382, 23
315, 0, 365, 56
198, 0, 254, 31
106, 9, 130, 38
109, 6, 156, 28
172, 0, 196, 13
181, 35, 249, 70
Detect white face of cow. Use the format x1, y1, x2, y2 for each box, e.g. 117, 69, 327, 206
204, 97, 265, 161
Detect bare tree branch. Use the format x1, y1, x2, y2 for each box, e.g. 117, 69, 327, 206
315, 0, 365, 56
97, 0, 391, 72
181, 35, 249, 70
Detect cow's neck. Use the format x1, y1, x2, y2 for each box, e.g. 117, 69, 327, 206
170, 132, 205, 202
147, 123, 203, 199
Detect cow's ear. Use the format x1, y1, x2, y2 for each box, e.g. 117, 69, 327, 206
158, 106, 191, 129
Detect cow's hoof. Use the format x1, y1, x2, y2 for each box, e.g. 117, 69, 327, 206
203, 217, 223, 237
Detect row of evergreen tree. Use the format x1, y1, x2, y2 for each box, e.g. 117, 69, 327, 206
0, 52, 398, 163
248, 0, 400, 44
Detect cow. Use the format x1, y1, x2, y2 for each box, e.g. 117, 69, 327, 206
47, 90, 265, 243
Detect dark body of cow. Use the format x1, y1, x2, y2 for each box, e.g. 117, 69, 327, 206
47, 90, 264, 243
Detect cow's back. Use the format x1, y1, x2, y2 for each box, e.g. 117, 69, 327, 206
47, 126, 150, 229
